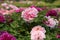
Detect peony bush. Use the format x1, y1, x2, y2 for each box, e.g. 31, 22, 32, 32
0, 3, 60, 40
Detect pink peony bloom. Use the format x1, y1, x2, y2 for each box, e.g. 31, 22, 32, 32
1, 3, 9, 9
0, 8, 14, 15
56, 34, 60, 38
21, 7, 38, 22
0, 9, 9, 15
44, 16, 58, 28
30, 25, 46, 40
15, 9, 20, 13
3, 10, 9, 15
15, 7, 25, 13
30, 5, 43, 11
9, 4, 18, 10
53, 8, 60, 12
15, 7, 26, 13
1, 3, 8, 7
9, 10, 15, 14
31, 25, 46, 33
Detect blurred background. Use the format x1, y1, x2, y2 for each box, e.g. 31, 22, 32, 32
0, 0, 60, 7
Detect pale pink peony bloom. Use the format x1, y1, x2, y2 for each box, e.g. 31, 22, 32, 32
5, 6, 10, 9
0, 9, 14, 15
21, 7, 38, 22
0, 10, 9, 15
1, 3, 9, 9
31, 25, 46, 33
0, 9, 7, 15
2, 10, 9, 15
9, 4, 18, 10
1, 3, 18, 10
1, 3, 8, 7
45, 16, 58, 28
53, 8, 60, 12
30, 25, 46, 40
9, 9, 15, 14
3, 10, 15, 15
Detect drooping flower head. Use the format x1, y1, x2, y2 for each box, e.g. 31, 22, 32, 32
21, 7, 38, 22
44, 16, 58, 28
0, 31, 16, 40
30, 25, 46, 40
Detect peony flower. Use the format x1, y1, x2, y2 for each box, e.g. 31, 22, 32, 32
30, 25, 46, 40
9, 4, 18, 10
30, 5, 43, 11
56, 34, 60, 38
1, 3, 9, 9
31, 25, 46, 33
0, 9, 9, 15
46, 10, 57, 16
0, 15, 5, 23
52, 8, 60, 12
15, 8, 22, 13
15, 7, 26, 13
15, 9, 20, 13
9, 10, 15, 14
0, 8, 14, 15
5, 6, 10, 9
21, 7, 38, 22
3, 10, 10, 15
44, 16, 58, 28
0, 31, 16, 40
1, 3, 8, 7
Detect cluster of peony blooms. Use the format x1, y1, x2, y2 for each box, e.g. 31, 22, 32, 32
0, 3, 60, 40
1, 3, 25, 15
0, 3, 25, 23
21, 5, 46, 22
21, 5, 60, 40
1, 3, 18, 10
